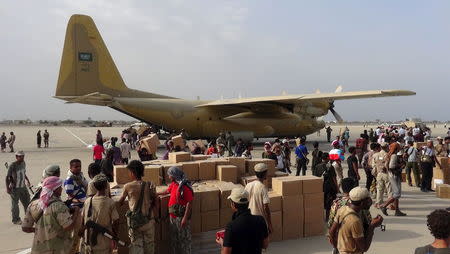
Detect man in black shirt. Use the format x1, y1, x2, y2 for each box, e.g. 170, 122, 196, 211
347, 146, 360, 183
216, 188, 269, 254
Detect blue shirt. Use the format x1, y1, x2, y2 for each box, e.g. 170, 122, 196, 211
295, 145, 308, 159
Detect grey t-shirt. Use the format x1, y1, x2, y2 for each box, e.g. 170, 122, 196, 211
415, 245, 450, 254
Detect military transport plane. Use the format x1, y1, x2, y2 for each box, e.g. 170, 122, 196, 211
54, 15, 415, 139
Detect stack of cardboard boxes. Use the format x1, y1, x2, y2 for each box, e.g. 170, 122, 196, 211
271, 175, 324, 240
436, 184, 450, 199
433, 157, 450, 189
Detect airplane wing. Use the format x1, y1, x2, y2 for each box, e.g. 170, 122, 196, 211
195, 90, 415, 108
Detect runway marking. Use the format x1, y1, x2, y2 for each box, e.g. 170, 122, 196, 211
16, 248, 31, 254
63, 127, 88, 146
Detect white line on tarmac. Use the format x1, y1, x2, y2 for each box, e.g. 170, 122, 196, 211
16, 248, 31, 254
63, 127, 88, 146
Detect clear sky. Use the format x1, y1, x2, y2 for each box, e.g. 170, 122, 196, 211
1, 1, 449, 121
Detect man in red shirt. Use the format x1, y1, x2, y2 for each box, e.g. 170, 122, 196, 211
92, 140, 104, 164
166, 166, 194, 254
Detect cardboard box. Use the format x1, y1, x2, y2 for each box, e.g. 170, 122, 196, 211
169, 151, 192, 163
171, 135, 185, 149
162, 164, 183, 185
198, 161, 216, 180
437, 184, 450, 199
191, 212, 202, 234
268, 191, 282, 212
197, 185, 220, 212
140, 133, 160, 154
181, 161, 199, 181
192, 154, 208, 161
303, 192, 324, 210
210, 158, 230, 166
271, 211, 283, 242
282, 195, 304, 240
304, 207, 324, 224
143, 165, 162, 185
201, 210, 220, 232
304, 222, 324, 237
300, 176, 324, 194
228, 157, 246, 176
219, 208, 234, 228
114, 165, 132, 184
217, 165, 238, 183
433, 161, 450, 184
272, 176, 302, 196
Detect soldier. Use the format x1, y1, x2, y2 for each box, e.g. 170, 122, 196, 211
372, 142, 391, 208
118, 160, 157, 254
43, 130, 50, 148
164, 166, 194, 254
7, 131, 16, 153
6, 150, 31, 225
22, 176, 80, 254
0, 132, 6, 152
31, 165, 61, 202
81, 174, 119, 253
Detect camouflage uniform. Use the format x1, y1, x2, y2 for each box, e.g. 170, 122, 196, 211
23, 198, 73, 254
372, 150, 392, 205
327, 196, 372, 229
128, 220, 156, 254
169, 217, 191, 254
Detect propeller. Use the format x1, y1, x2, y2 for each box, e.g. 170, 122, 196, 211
329, 102, 344, 123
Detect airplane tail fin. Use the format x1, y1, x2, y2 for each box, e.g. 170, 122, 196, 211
55, 14, 171, 101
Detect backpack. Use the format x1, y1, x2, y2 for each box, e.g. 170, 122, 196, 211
126, 182, 150, 229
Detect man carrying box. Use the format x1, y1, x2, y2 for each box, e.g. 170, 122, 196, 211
244, 163, 273, 234
216, 188, 269, 254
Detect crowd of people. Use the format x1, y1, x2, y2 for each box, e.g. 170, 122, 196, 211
4, 124, 450, 254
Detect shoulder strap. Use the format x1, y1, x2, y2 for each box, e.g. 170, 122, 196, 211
134, 181, 146, 213
339, 211, 359, 225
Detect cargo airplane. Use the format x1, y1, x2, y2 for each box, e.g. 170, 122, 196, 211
55, 15, 415, 139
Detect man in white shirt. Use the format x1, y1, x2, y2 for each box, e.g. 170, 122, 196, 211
120, 138, 131, 164
245, 163, 273, 234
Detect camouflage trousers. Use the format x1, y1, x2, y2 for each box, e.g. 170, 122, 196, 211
10, 187, 30, 223
128, 219, 155, 254
169, 217, 191, 254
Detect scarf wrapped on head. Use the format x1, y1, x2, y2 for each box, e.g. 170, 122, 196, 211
39, 176, 63, 211
167, 166, 193, 200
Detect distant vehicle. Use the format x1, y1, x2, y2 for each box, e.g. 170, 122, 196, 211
54, 14, 416, 139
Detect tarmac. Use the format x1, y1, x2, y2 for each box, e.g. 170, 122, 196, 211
0, 124, 448, 254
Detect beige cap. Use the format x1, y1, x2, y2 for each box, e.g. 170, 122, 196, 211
437, 136, 443, 140
254, 163, 268, 173
15, 150, 25, 156
227, 188, 249, 204
380, 142, 388, 147
349, 187, 370, 202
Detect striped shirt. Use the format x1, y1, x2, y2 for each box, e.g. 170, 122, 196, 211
64, 172, 88, 203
